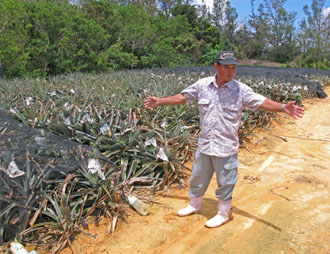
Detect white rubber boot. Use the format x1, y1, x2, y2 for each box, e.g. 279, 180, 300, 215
177, 196, 203, 217
205, 199, 232, 228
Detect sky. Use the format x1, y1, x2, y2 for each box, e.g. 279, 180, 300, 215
195, 0, 330, 26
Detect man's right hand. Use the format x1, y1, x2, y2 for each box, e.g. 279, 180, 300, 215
144, 96, 160, 109
144, 94, 187, 109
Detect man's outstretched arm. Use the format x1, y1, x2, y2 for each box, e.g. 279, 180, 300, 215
144, 93, 187, 109
259, 99, 304, 119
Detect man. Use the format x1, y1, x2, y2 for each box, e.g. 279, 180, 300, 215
144, 51, 304, 228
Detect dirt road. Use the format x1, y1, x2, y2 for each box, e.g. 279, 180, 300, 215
63, 86, 330, 254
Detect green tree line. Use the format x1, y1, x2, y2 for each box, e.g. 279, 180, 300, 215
0, 0, 329, 78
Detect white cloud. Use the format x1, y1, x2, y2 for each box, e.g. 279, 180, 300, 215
323, 6, 330, 17
195, 0, 213, 9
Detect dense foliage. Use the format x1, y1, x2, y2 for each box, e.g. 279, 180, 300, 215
0, 0, 329, 79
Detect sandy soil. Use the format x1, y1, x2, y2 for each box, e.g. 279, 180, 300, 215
60, 87, 330, 254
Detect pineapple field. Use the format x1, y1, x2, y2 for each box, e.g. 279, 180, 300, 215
0, 66, 329, 253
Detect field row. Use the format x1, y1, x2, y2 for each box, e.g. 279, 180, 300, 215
0, 69, 328, 252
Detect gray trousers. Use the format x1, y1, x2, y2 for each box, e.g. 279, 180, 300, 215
189, 149, 239, 201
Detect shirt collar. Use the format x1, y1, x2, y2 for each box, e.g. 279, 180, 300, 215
210, 75, 236, 90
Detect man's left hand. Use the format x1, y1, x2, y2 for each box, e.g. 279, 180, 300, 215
284, 101, 304, 119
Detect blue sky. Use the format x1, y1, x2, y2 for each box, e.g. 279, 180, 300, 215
195, 0, 330, 26
231, 0, 328, 23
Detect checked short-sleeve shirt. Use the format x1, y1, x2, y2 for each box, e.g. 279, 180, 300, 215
181, 76, 266, 158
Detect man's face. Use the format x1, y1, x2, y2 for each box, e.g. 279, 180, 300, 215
213, 63, 237, 85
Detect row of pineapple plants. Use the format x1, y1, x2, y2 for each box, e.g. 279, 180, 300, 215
0, 70, 328, 253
